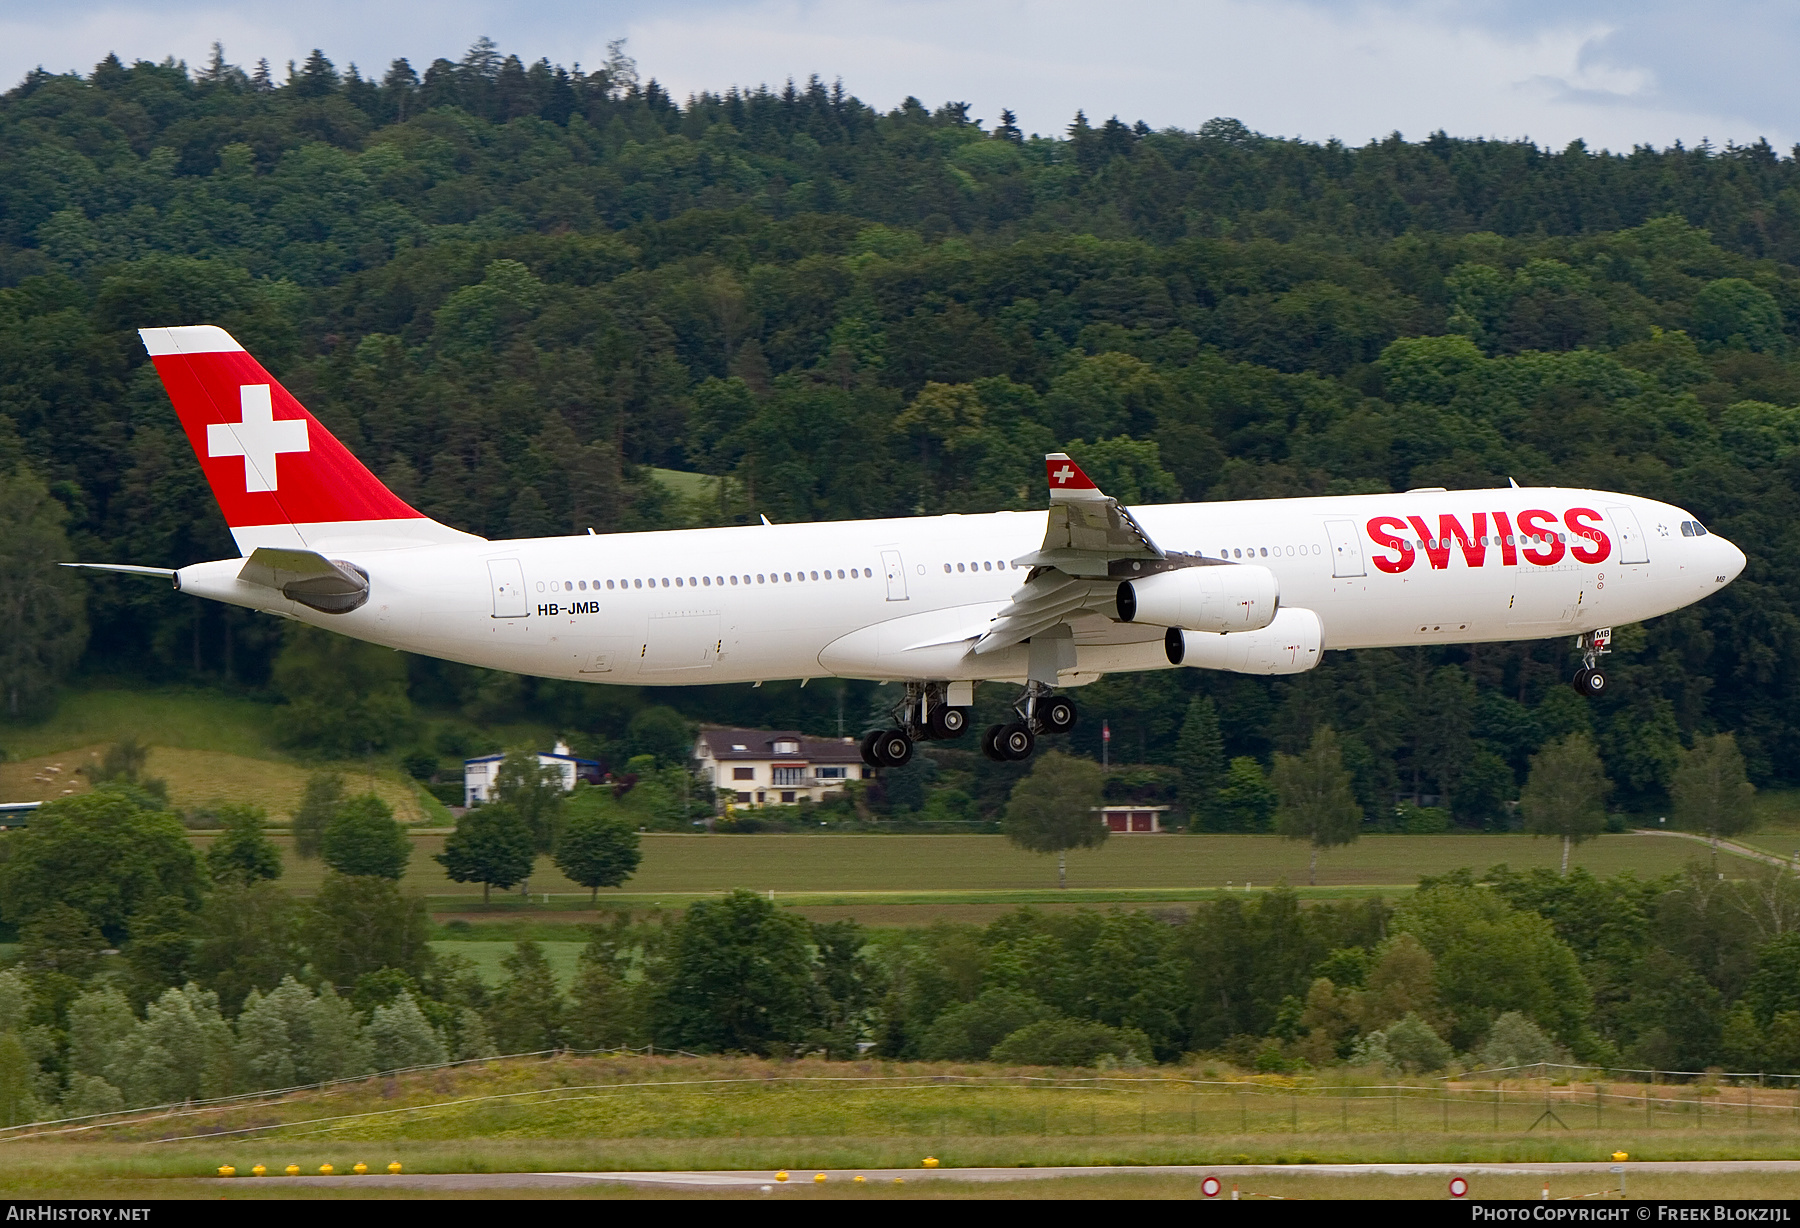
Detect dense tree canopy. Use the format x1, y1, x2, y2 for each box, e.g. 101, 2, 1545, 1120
0, 38, 1795, 822
0, 786, 204, 940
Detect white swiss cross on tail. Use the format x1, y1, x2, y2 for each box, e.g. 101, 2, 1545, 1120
1044, 452, 1100, 502
207, 384, 309, 493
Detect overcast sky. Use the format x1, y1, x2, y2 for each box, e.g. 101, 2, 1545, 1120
0, 0, 1791, 152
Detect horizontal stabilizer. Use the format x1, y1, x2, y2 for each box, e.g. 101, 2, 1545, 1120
239, 547, 370, 614
60, 562, 176, 579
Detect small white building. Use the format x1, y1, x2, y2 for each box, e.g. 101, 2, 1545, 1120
464, 740, 603, 807
693, 728, 870, 808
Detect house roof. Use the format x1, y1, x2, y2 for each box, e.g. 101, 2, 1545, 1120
694, 728, 864, 764
464, 752, 600, 767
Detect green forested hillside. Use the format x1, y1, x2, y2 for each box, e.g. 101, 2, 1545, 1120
1, 41, 1798, 816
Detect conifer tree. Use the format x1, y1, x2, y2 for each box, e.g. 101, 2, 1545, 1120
368, 991, 445, 1070
486, 940, 566, 1053
1174, 695, 1225, 830
302, 989, 375, 1082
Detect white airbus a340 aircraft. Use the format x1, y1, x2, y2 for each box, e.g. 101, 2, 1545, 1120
70, 325, 1746, 768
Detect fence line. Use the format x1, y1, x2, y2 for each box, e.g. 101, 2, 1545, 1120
9, 1065, 1800, 1144
0, 1043, 705, 1141
1454, 1060, 1800, 1085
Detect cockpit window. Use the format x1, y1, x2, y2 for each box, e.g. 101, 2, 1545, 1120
1694, 521, 1708, 536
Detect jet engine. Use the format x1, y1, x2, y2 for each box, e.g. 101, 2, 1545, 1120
1116, 564, 1278, 633
1163, 607, 1323, 675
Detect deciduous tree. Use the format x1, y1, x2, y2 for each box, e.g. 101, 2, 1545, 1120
1002, 751, 1107, 888
492, 750, 567, 853
651, 888, 815, 1054
552, 811, 641, 902
1272, 726, 1363, 885
1519, 732, 1609, 876
319, 794, 410, 880
0, 789, 204, 941
436, 802, 534, 903
1671, 732, 1757, 866
204, 804, 283, 885
291, 772, 344, 861
0, 465, 86, 719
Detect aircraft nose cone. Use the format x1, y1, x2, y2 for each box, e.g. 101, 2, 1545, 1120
1715, 535, 1747, 584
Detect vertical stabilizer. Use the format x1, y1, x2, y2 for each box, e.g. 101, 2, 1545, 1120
140, 325, 480, 553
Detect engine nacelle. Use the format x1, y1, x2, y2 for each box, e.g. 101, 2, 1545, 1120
1164, 607, 1323, 675
1116, 564, 1278, 633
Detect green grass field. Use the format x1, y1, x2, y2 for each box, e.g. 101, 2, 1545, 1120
9, 1054, 1800, 1201
0, 687, 441, 821
429, 940, 586, 987
244, 831, 1730, 912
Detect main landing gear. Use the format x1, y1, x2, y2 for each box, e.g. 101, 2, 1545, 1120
980, 681, 1078, 764
860, 681, 1081, 767
1572, 627, 1612, 697
861, 682, 975, 768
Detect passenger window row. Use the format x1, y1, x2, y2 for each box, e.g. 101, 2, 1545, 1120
943, 560, 1017, 573
1223, 545, 1325, 559
540, 568, 877, 593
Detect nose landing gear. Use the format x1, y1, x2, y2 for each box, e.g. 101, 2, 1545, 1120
1572, 628, 1612, 696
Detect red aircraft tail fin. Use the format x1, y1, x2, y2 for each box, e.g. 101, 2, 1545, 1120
140, 326, 476, 553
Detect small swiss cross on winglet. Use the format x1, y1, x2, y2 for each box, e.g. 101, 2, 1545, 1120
1044, 450, 1094, 496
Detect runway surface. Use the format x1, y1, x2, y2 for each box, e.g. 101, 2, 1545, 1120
223, 1160, 1800, 1190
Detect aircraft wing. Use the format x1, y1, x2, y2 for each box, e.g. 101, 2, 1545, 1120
972, 454, 1170, 656
1016, 453, 1164, 572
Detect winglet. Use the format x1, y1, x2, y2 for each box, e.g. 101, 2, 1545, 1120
1045, 453, 1105, 503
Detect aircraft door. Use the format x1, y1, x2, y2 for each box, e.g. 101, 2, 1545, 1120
1607, 506, 1651, 564
641, 613, 721, 674
881, 549, 909, 601
488, 559, 528, 618
1324, 519, 1366, 577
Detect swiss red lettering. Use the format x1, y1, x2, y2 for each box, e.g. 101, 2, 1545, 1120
1407, 513, 1489, 569
1517, 509, 1566, 566
1367, 506, 1610, 575
1566, 507, 1611, 564
1366, 515, 1414, 573
1448, 512, 1488, 567
1405, 516, 1450, 569
1493, 511, 1517, 566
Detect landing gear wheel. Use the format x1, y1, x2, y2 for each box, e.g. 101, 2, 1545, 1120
1037, 696, 1077, 735
859, 730, 883, 767
981, 724, 1009, 762
1575, 668, 1608, 697
872, 728, 913, 768
998, 722, 1036, 762
927, 705, 971, 740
